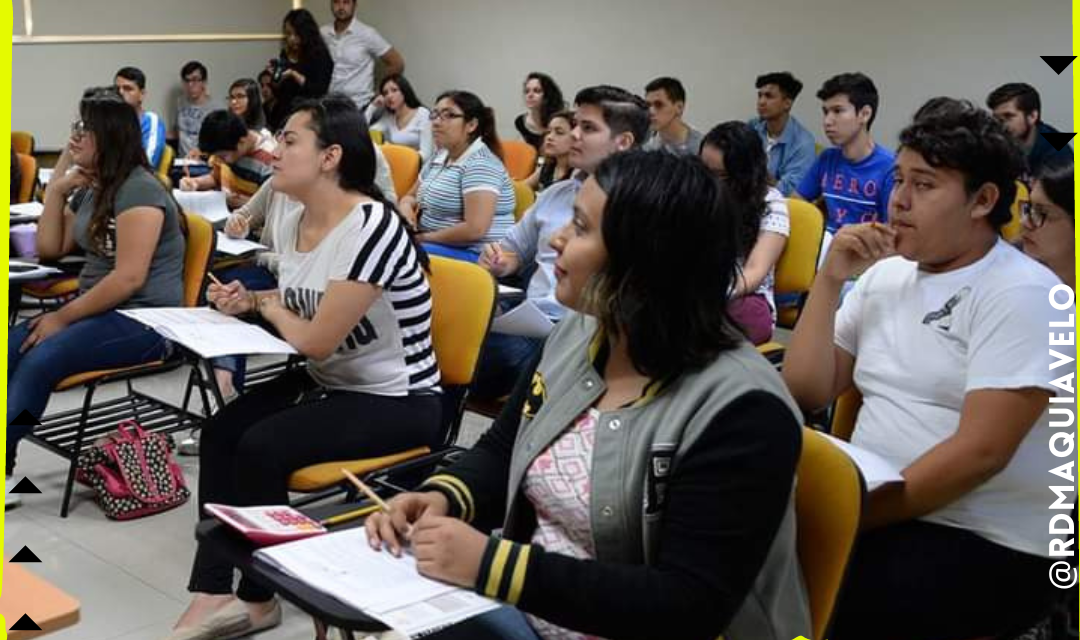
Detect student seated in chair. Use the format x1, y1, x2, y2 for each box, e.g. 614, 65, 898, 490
523, 109, 575, 193
366, 150, 811, 640
987, 82, 1073, 186
748, 71, 816, 196
700, 121, 789, 345
6, 87, 185, 506
472, 85, 649, 400
783, 97, 1071, 639
365, 74, 434, 162
642, 76, 704, 156
171, 94, 442, 640
114, 66, 166, 169
794, 72, 894, 240
1020, 158, 1074, 290
399, 90, 517, 262
178, 110, 275, 210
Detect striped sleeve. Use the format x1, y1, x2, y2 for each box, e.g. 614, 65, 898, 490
420, 473, 476, 522
344, 203, 410, 288
460, 153, 507, 196
474, 538, 535, 606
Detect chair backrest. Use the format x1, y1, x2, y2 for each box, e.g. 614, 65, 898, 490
512, 180, 535, 221
1001, 180, 1029, 243
156, 145, 175, 187
381, 143, 421, 199
182, 212, 216, 307
797, 427, 865, 640
502, 140, 538, 181
15, 153, 36, 203
369, 130, 385, 145
216, 159, 260, 198
829, 386, 863, 442
11, 131, 34, 156
775, 199, 826, 328
427, 255, 497, 440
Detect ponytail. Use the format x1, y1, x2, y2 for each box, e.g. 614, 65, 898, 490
435, 90, 503, 160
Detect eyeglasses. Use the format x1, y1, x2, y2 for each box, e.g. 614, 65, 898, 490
70, 120, 89, 139
429, 109, 466, 122
1020, 201, 1067, 229
228, 94, 248, 102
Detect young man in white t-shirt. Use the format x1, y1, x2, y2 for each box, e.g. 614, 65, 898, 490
783, 98, 1074, 639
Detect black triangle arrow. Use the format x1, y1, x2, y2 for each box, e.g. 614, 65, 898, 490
1040, 131, 1076, 151
10, 546, 41, 563
10, 614, 41, 631
1041, 55, 1077, 75
10, 478, 41, 494
8, 410, 40, 427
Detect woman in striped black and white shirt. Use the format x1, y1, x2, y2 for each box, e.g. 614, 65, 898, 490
398, 90, 517, 263
171, 94, 442, 639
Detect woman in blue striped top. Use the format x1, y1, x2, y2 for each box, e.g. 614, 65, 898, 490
399, 90, 517, 262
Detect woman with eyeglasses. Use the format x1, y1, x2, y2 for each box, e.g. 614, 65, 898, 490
398, 90, 516, 262
1020, 158, 1074, 290
266, 8, 334, 131
700, 121, 789, 345
227, 78, 269, 136
5, 87, 185, 507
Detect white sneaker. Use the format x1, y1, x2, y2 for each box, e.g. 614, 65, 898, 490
178, 432, 200, 456
6, 476, 22, 508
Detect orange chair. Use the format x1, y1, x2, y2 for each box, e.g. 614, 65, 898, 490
15, 152, 36, 203
11, 131, 35, 156
381, 143, 421, 199
501, 140, 538, 181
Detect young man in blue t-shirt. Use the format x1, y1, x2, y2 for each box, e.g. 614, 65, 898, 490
114, 67, 166, 169
796, 72, 895, 235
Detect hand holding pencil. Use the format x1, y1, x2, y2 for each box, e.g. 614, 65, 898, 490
362, 480, 451, 557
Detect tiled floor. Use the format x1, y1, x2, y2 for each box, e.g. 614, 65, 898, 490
4, 362, 493, 640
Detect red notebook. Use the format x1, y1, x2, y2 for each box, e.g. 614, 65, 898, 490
206, 504, 328, 546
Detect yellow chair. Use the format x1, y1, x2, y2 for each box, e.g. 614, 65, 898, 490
217, 159, 260, 200
12, 130, 35, 156
502, 140, 538, 181
512, 180, 535, 222
382, 143, 421, 201
369, 130, 385, 145
796, 427, 865, 640
829, 386, 863, 442
814, 143, 824, 156
156, 145, 175, 188
15, 152, 36, 203
287, 256, 497, 499
30, 212, 216, 516
1001, 181, 1029, 243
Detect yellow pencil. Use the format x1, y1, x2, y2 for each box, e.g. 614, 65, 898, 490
340, 468, 391, 514
319, 503, 381, 527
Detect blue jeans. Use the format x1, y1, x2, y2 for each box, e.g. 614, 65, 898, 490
471, 332, 544, 400
425, 607, 540, 640
422, 242, 481, 263
7, 311, 171, 473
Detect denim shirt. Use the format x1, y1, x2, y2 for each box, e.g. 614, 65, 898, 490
749, 115, 817, 196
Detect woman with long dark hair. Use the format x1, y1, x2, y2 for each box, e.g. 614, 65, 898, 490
266, 8, 334, 130
169, 94, 442, 639
398, 90, 516, 262
365, 74, 434, 161
366, 150, 810, 640
227, 77, 268, 133
700, 121, 789, 344
1021, 158, 1074, 290
5, 87, 184, 503
515, 72, 564, 151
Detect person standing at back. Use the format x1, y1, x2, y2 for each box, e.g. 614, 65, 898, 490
322, 0, 405, 113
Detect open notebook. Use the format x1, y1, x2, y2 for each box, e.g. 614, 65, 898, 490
173, 190, 230, 223
819, 432, 905, 491
118, 307, 297, 359
256, 528, 498, 637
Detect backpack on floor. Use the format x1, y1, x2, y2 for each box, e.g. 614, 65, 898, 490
76, 420, 190, 520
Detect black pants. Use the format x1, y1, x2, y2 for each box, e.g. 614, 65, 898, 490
831, 520, 1060, 640
187, 370, 442, 602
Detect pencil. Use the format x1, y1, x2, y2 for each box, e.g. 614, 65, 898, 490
340, 468, 391, 514
319, 503, 381, 527
207, 272, 224, 287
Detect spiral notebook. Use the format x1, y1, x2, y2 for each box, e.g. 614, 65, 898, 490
255, 527, 497, 637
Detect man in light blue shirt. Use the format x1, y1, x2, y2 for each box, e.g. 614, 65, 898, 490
114, 66, 166, 169
472, 85, 649, 399
748, 71, 816, 196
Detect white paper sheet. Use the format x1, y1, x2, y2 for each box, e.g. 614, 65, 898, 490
10, 202, 44, 220
256, 528, 497, 637
819, 432, 905, 492
173, 158, 208, 168
497, 284, 523, 296
490, 300, 554, 338
173, 190, 231, 223
37, 168, 54, 185
118, 307, 298, 358
9, 260, 62, 282
215, 232, 267, 256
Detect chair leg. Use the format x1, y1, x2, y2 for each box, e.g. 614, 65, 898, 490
61, 382, 99, 518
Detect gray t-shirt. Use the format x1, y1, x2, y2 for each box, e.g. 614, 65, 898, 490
72, 167, 185, 307
176, 95, 224, 156
643, 126, 705, 156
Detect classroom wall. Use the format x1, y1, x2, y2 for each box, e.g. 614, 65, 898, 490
311, 0, 1074, 149
14, 0, 1074, 151
12, 0, 293, 150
